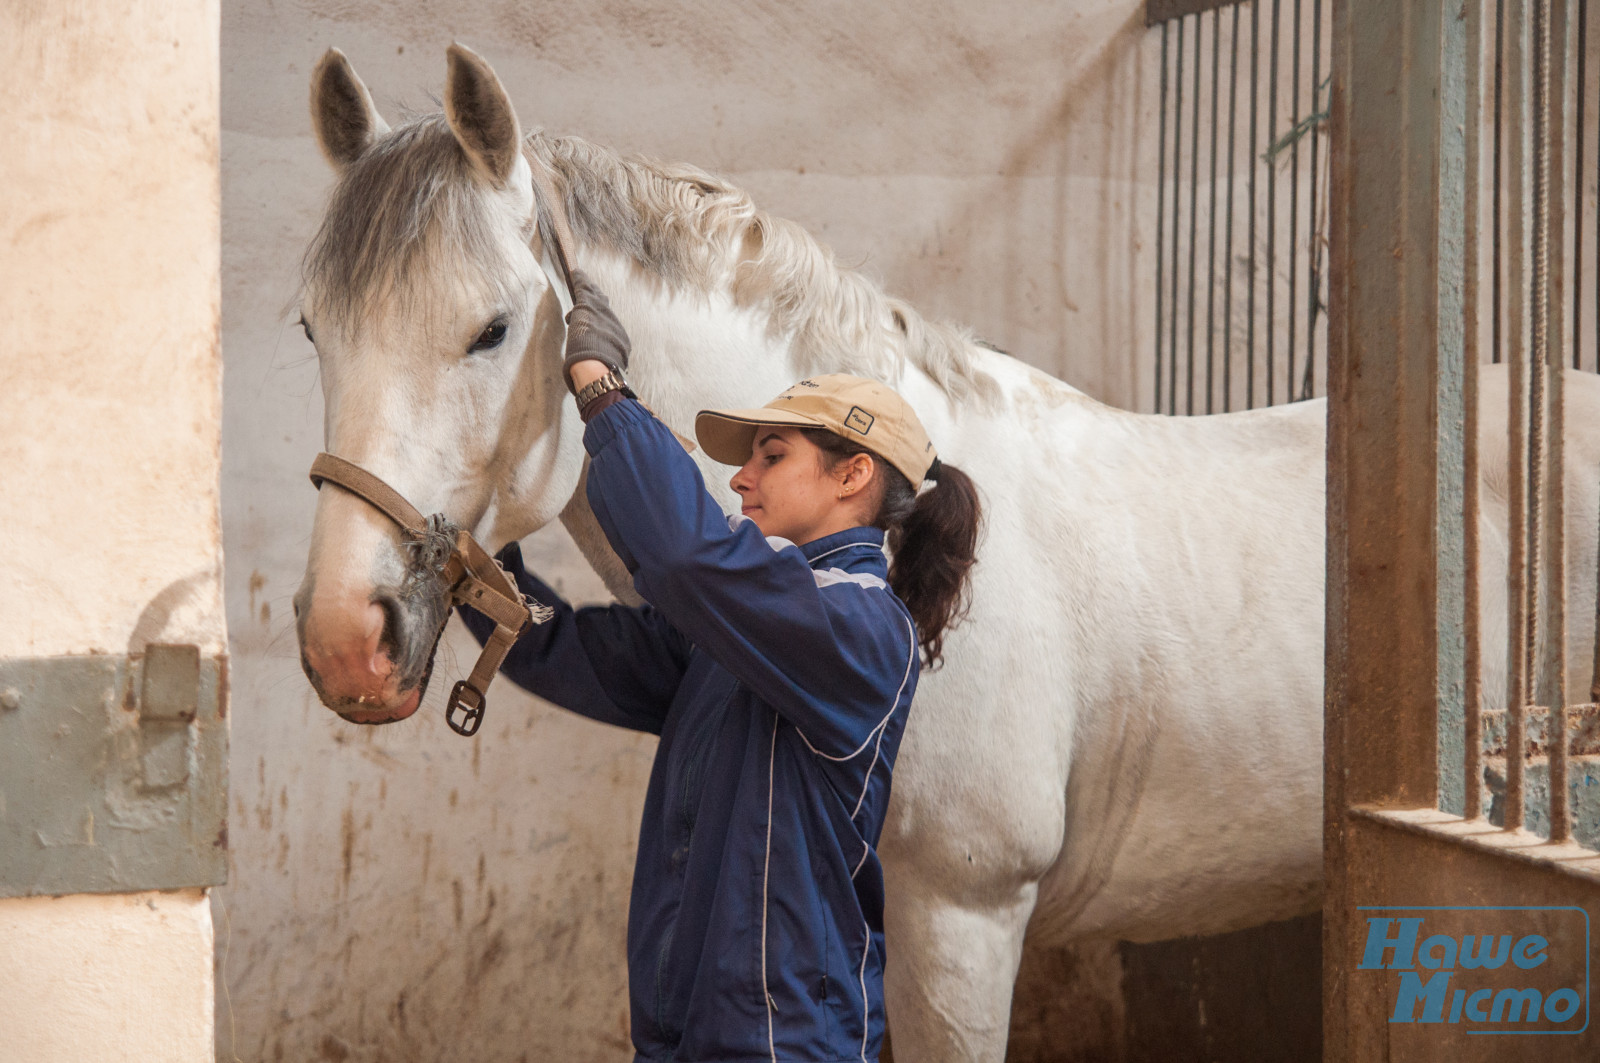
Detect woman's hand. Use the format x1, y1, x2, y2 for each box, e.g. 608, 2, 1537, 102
562, 269, 631, 393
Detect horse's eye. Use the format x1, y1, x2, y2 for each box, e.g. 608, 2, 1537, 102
299, 316, 314, 344
469, 322, 508, 353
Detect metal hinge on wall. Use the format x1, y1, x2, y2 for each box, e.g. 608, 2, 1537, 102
0, 644, 228, 898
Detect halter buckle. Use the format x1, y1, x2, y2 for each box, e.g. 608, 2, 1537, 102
446, 680, 487, 737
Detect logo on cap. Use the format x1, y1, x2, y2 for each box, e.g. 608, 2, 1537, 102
844, 406, 875, 435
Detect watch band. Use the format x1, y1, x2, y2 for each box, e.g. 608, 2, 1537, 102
573, 369, 630, 409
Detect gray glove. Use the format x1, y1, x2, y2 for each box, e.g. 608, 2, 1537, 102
562, 269, 631, 393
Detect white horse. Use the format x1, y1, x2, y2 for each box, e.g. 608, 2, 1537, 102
292, 44, 1600, 1060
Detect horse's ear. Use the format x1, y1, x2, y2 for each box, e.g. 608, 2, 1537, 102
310, 48, 390, 172
444, 42, 523, 188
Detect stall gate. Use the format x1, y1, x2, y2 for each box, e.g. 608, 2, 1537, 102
1327, 0, 1600, 1058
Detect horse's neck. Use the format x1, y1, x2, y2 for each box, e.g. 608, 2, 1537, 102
588, 253, 806, 439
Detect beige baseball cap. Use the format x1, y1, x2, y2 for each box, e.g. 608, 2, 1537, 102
695, 374, 939, 484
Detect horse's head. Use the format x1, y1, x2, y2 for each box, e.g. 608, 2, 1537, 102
293, 45, 582, 723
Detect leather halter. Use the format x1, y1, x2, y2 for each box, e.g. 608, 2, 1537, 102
309, 453, 554, 736
305, 151, 581, 737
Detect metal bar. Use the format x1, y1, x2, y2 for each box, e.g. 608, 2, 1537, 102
1268, 0, 1281, 405
1158, 21, 1170, 415
1466, 0, 1486, 822
1248, 0, 1260, 408
1289, 0, 1302, 401
1207, 7, 1223, 413
1437, 0, 1471, 820
1592, 0, 1599, 377
1171, 17, 1187, 415
1538, 0, 1571, 843
1308, 0, 1324, 402
1188, 15, 1204, 414
1576, 0, 1587, 372
1507, 0, 1530, 833
1497, 0, 1508, 365
1225, 3, 1241, 412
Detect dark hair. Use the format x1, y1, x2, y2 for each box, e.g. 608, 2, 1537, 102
800, 428, 981, 669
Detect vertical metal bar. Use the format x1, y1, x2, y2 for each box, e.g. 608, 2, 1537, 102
1438, 0, 1472, 820
1467, 0, 1486, 821
1506, 0, 1529, 833
1188, 14, 1203, 415
1225, 3, 1241, 412
1576, 0, 1587, 372
1538, 0, 1571, 843
1171, 17, 1187, 416
1207, 7, 1222, 414
1497, 0, 1508, 365
1268, 0, 1281, 405
1157, 22, 1170, 416
1289, 0, 1303, 401
1171, 18, 1184, 416
1308, 0, 1324, 402
1248, 0, 1261, 409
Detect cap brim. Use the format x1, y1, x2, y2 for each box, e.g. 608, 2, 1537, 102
694, 407, 828, 466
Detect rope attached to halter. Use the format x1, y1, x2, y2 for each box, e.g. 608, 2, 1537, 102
309, 452, 553, 737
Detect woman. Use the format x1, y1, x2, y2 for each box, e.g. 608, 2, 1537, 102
461, 271, 980, 1062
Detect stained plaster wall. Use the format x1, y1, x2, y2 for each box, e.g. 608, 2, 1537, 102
218, 2, 1160, 1059
0, 0, 223, 1059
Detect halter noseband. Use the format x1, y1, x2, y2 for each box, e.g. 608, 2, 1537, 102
309, 452, 553, 737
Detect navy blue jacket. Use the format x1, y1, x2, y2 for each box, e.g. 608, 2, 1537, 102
461, 398, 919, 1063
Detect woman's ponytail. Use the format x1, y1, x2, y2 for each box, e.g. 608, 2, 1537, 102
801, 428, 981, 669
886, 462, 980, 669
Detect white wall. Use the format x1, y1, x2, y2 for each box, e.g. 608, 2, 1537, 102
0, 892, 215, 1063
218, 2, 1158, 1058
0, 0, 222, 1059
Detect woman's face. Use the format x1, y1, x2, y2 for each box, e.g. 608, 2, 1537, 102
728, 427, 873, 545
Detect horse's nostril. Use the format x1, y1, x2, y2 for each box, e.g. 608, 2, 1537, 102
371, 592, 403, 659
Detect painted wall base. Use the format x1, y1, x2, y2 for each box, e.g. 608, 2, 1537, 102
0, 890, 214, 1063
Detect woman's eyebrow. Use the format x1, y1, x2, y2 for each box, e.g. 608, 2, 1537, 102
756, 432, 785, 449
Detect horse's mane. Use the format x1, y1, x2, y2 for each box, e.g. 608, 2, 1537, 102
531, 132, 996, 403
303, 114, 995, 402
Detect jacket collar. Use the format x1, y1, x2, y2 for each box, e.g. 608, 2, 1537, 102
799, 525, 887, 570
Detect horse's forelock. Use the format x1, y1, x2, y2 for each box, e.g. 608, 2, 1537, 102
303, 115, 526, 326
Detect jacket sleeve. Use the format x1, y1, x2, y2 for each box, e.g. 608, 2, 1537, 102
458, 541, 690, 735
580, 399, 918, 759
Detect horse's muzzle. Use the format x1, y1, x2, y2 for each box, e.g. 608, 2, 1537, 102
295, 581, 449, 723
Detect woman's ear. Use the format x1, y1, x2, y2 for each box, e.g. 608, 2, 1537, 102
839, 452, 877, 497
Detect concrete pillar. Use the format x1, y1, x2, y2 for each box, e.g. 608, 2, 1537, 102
0, 0, 223, 1059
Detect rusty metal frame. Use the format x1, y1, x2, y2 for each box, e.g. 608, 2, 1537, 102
1326, 1, 1600, 1057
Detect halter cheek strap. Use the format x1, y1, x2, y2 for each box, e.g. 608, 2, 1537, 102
309, 452, 552, 737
